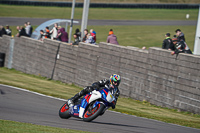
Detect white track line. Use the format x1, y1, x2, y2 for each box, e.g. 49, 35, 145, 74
0, 84, 66, 101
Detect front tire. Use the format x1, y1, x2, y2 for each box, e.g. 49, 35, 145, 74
83, 103, 105, 122
59, 102, 71, 119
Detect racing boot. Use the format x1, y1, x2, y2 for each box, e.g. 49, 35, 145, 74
67, 94, 79, 107
67, 90, 85, 107
68, 87, 92, 107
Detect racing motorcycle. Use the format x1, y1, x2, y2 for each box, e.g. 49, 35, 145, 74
59, 86, 118, 122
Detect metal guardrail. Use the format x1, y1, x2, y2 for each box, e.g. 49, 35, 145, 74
0, 0, 199, 9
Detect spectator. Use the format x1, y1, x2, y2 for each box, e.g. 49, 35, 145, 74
106, 29, 119, 45
57, 28, 68, 43
27, 21, 33, 36
85, 33, 96, 44
90, 29, 96, 42
82, 29, 88, 42
39, 30, 45, 41
56, 26, 62, 41
175, 29, 185, 42
16, 26, 29, 37
75, 28, 81, 41
44, 26, 51, 39
162, 33, 175, 51
171, 37, 192, 55
24, 22, 31, 37
0, 25, 6, 37
5, 25, 12, 36
70, 33, 80, 45
50, 23, 58, 40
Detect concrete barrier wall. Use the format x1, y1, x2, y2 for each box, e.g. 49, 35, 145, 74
0, 35, 199, 113
147, 47, 200, 113
0, 36, 11, 67
12, 37, 59, 78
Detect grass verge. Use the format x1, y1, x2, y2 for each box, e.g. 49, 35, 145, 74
0, 119, 92, 133
0, 67, 200, 129
0, 4, 198, 20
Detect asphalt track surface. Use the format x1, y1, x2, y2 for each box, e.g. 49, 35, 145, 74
0, 84, 200, 133
0, 17, 197, 26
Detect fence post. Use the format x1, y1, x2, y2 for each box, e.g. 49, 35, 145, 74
7, 37, 15, 69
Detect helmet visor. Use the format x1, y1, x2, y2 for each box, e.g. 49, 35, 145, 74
113, 80, 120, 86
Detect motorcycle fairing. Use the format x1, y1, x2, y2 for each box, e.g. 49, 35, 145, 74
79, 90, 102, 118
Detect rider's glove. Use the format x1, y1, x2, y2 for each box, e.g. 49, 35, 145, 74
92, 83, 100, 90
105, 80, 110, 85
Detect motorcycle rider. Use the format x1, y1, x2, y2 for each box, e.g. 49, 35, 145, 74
68, 74, 121, 109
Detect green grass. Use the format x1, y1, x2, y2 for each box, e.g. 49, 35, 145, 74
0, 119, 92, 133
25, 0, 200, 4
0, 67, 200, 129
0, 5, 198, 20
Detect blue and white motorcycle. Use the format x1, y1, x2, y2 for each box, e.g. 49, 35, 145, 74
59, 86, 118, 122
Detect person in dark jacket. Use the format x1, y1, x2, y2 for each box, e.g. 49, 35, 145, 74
175, 29, 185, 42
107, 29, 119, 45
82, 29, 88, 42
0, 25, 6, 37
162, 33, 175, 51
75, 28, 81, 42
16, 26, 29, 37
70, 33, 80, 45
67, 74, 121, 109
57, 28, 68, 43
171, 37, 192, 55
5, 25, 12, 36
44, 26, 51, 39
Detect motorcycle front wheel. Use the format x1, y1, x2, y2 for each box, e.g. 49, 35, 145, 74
59, 102, 71, 119
83, 103, 105, 122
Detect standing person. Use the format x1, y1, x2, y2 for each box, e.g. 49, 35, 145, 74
56, 26, 62, 41
50, 23, 58, 40
70, 33, 80, 45
57, 28, 68, 43
162, 33, 175, 51
175, 29, 185, 42
5, 25, 12, 36
39, 30, 45, 41
24, 22, 31, 37
171, 37, 192, 55
82, 29, 88, 42
44, 26, 51, 39
90, 29, 96, 42
85, 33, 96, 45
27, 21, 33, 37
75, 28, 81, 41
0, 25, 6, 37
16, 26, 29, 37
107, 29, 119, 45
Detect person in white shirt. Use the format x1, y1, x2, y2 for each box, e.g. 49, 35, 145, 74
50, 23, 58, 40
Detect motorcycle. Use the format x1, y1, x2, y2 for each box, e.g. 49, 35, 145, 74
59, 86, 118, 122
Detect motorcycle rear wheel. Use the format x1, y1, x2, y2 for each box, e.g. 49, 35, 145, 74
83, 103, 105, 122
59, 102, 71, 119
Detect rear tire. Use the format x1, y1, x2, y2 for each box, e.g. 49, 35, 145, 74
59, 102, 71, 119
83, 103, 105, 122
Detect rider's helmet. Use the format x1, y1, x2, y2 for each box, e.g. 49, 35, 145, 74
110, 74, 121, 87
